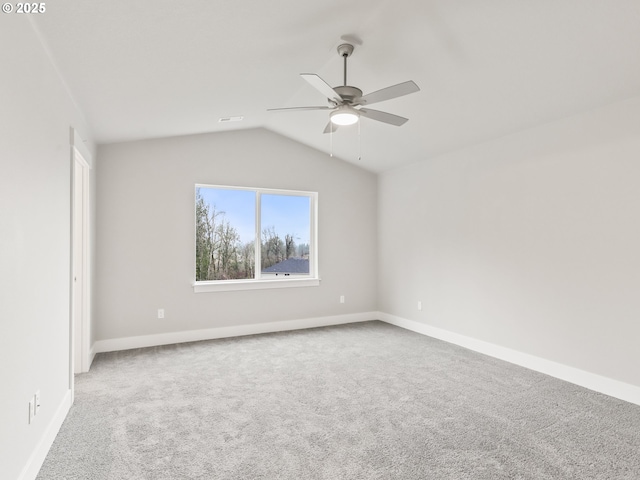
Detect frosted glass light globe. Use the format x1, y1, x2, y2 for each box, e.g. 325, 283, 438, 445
330, 106, 359, 126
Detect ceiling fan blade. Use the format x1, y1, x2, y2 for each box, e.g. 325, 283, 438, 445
358, 108, 409, 126
268, 106, 331, 112
323, 122, 340, 134
301, 74, 342, 103
356, 80, 420, 106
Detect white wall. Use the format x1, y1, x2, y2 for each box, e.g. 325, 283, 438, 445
95, 129, 377, 342
0, 17, 95, 480
379, 96, 640, 388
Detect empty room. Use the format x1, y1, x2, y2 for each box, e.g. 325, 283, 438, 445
2, 1, 640, 479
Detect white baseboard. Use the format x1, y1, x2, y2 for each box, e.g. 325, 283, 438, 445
379, 312, 640, 407
92, 311, 640, 406
18, 389, 72, 480
93, 312, 378, 354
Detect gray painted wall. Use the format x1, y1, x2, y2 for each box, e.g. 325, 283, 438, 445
95, 129, 378, 341
378, 96, 640, 388
0, 17, 95, 480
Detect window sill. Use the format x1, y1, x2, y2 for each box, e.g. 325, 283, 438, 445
193, 277, 321, 293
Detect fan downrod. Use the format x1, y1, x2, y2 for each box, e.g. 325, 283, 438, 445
337, 43, 354, 87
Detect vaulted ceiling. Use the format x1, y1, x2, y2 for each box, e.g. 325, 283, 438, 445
32, 0, 640, 171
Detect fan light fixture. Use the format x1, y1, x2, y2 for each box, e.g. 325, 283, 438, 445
330, 105, 359, 126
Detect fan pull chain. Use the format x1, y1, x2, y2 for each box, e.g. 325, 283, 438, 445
358, 120, 362, 161
330, 123, 333, 157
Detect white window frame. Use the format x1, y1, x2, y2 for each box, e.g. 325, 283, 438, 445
193, 184, 319, 293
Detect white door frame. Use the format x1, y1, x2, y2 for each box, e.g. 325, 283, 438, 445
70, 129, 92, 402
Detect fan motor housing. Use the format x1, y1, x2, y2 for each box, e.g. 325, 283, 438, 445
333, 85, 362, 104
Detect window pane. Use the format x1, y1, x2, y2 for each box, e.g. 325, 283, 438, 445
260, 194, 311, 276
195, 187, 255, 281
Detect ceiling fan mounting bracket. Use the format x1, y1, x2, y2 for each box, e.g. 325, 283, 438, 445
337, 43, 354, 58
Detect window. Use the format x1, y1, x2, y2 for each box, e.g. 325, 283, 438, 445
193, 184, 318, 292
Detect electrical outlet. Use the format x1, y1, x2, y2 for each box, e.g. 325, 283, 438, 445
340, 295, 345, 304
157, 309, 164, 319
35, 391, 41, 415
417, 301, 422, 311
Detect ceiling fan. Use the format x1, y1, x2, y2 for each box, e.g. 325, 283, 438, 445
268, 43, 420, 133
